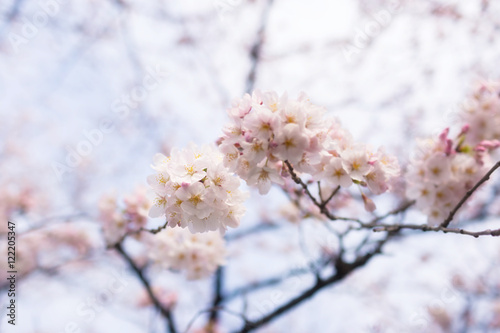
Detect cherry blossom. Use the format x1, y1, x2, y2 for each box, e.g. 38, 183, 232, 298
217, 90, 400, 204
147, 228, 226, 280
460, 81, 500, 145
99, 187, 150, 245
406, 127, 498, 225
147, 144, 247, 234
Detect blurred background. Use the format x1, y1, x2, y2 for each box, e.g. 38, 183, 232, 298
1, 0, 500, 332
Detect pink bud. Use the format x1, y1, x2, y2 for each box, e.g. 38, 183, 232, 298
459, 124, 470, 136
361, 193, 376, 212
478, 140, 500, 150
445, 139, 453, 155
439, 128, 450, 142
269, 141, 279, 149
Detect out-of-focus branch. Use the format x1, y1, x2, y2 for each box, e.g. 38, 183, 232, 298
184, 306, 249, 333
5, 0, 26, 21
226, 222, 280, 241
206, 0, 276, 328
18, 212, 89, 235
208, 267, 225, 328
369, 200, 415, 224
233, 233, 393, 333
223, 258, 330, 302
114, 243, 178, 333
245, 0, 274, 94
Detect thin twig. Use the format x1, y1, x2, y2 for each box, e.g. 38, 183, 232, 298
184, 306, 249, 333
368, 200, 415, 224
140, 221, 169, 234
284, 160, 363, 223
284, 160, 321, 207
322, 186, 341, 208
440, 160, 500, 228
370, 223, 500, 238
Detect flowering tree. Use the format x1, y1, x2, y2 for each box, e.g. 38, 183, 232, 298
2, 1, 500, 332
57, 82, 500, 332
4, 79, 500, 333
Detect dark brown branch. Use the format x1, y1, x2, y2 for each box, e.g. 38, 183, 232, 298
140, 220, 169, 234
284, 161, 321, 207
234, 234, 392, 333
286, 158, 500, 238
322, 185, 341, 208
223, 261, 327, 302
369, 223, 500, 238
440, 160, 500, 228
284, 160, 363, 223
369, 200, 415, 224
209, 267, 224, 325
207, 0, 276, 327
184, 306, 249, 333
114, 243, 178, 333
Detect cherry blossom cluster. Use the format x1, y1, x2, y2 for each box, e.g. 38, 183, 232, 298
0, 225, 94, 286
460, 81, 500, 145
147, 228, 226, 280
99, 187, 150, 245
217, 90, 400, 205
0, 184, 45, 234
406, 127, 499, 225
147, 144, 247, 234
406, 81, 500, 225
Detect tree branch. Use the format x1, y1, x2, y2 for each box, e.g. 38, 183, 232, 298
369, 223, 500, 238
223, 260, 328, 302
286, 158, 500, 238
209, 267, 225, 326
114, 243, 178, 333
245, 0, 274, 94
233, 234, 392, 333
226, 222, 280, 242
440, 160, 500, 228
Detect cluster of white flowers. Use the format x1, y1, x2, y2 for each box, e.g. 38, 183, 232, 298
217, 90, 400, 205
147, 228, 225, 280
460, 81, 500, 145
99, 187, 150, 245
147, 144, 247, 234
